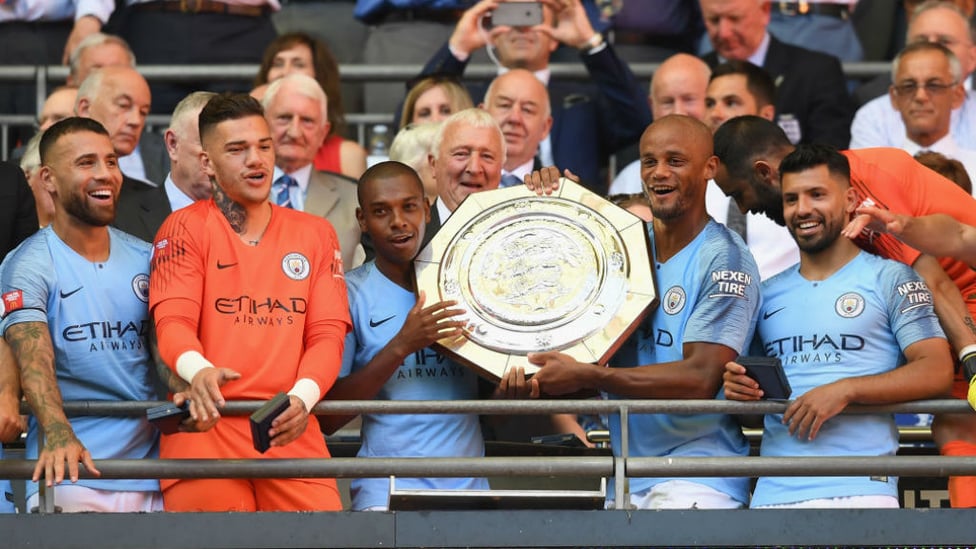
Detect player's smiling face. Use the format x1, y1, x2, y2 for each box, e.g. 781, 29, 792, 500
782, 164, 855, 254
358, 173, 430, 267
43, 130, 122, 227
639, 118, 715, 221
202, 115, 275, 208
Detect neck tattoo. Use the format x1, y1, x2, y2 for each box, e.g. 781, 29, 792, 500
213, 184, 248, 235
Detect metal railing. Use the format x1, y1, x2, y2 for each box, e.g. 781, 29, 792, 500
2, 397, 973, 548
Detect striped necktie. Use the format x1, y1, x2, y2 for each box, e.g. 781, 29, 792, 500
273, 174, 297, 209
500, 173, 522, 188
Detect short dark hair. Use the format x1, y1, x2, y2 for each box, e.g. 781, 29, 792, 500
713, 115, 793, 181
915, 150, 973, 194
357, 160, 425, 206
39, 116, 110, 165
711, 60, 776, 108
198, 92, 264, 145
779, 143, 851, 185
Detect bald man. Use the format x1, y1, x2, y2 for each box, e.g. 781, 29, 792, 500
609, 54, 711, 194
528, 115, 761, 510
481, 69, 553, 187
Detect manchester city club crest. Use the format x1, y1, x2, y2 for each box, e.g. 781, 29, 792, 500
282, 252, 311, 280
131, 274, 150, 303
835, 292, 865, 318
663, 286, 686, 315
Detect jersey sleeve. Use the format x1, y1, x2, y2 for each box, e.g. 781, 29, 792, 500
0, 239, 52, 333
297, 221, 352, 394
149, 208, 207, 367
684, 231, 762, 354
879, 260, 946, 351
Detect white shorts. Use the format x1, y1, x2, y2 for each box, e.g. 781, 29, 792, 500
28, 485, 163, 513
754, 495, 899, 509
609, 480, 746, 510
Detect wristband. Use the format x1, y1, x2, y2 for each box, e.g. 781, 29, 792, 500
288, 378, 322, 414
959, 344, 976, 381
175, 350, 214, 384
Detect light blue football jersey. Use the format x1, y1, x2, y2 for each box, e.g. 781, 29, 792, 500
608, 220, 760, 503
340, 262, 487, 510
0, 227, 159, 498
751, 250, 945, 507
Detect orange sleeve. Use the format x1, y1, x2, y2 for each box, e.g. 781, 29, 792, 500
298, 224, 351, 395
149, 206, 207, 370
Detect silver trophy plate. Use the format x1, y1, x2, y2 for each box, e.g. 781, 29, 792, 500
414, 178, 657, 382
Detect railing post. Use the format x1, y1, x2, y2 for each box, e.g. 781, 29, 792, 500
614, 405, 628, 510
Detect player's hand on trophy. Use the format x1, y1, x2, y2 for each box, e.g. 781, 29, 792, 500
494, 366, 540, 399
528, 351, 593, 395
523, 166, 579, 196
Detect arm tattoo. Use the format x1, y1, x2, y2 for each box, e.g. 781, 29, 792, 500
965, 316, 976, 339
212, 183, 247, 235
6, 322, 74, 439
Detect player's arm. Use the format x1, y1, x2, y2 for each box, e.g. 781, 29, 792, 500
0, 339, 25, 443
529, 341, 737, 399
852, 207, 976, 268
320, 291, 465, 434
911, 255, 976, 354
783, 337, 952, 441
5, 322, 100, 485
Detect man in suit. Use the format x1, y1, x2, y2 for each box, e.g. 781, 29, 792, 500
68, 34, 170, 187
481, 69, 551, 187
419, 0, 650, 193
698, 0, 853, 149
262, 74, 363, 270
114, 92, 216, 242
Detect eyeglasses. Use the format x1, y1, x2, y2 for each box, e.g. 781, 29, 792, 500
892, 81, 958, 97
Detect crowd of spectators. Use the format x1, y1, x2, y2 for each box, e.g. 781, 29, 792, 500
2, 0, 976, 514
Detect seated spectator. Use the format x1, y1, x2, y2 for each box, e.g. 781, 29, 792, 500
888, 42, 976, 186
18, 133, 53, 228
66, 33, 135, 88
724, 144, 953, 509
916, 151, 973, 193
851, 1, 976, 150
323, 161, 485, 511
262, 74, 364, 270
255, 32, 367, 180
420, 0, 651, 192
609, 53, 711, 195
38, 87, 78, 132
389, 122, 441, 204
699, 0, 854, 148
399, 75, 473, 130
1, 117, 163, 513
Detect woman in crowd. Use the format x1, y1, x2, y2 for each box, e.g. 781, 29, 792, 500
255, 32, 367, 179
399, 75, 473, 130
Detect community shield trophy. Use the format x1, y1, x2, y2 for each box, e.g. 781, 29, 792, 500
413, 178, 657, 382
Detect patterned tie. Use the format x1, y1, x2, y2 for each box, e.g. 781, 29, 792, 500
726, 199, 748, 244
500, 173, 522, 188
273, 174, 297, 209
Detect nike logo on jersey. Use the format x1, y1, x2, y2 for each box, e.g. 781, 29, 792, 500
59, 287, 83, 299
762, 307, 785, 320
217, 261, 238, 270
369, 315, 396, 328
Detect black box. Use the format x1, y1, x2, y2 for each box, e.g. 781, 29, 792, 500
147, 401, 190, 435
250, 392, 290, 453
737, 356, 792, 400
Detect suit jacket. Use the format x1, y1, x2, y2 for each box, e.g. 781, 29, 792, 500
0, 161, 38, 260
139, 130, 171, 186
421, 42, 651, 193
704, 35, 853, 149
304, 169, 364, 271
113, 175, 172, 243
